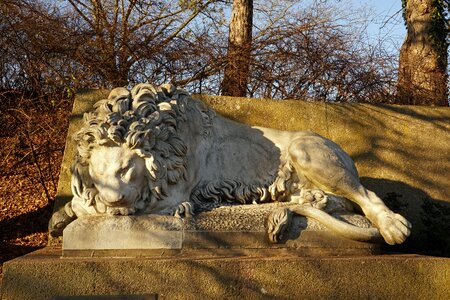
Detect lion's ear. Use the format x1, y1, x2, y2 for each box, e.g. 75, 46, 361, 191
70, 162, 91, 199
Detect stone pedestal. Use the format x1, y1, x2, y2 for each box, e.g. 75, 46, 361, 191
2, 248, 450, 300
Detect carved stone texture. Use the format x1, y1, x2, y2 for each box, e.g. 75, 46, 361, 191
51, 83, 411, 246
62, 200, 380, 255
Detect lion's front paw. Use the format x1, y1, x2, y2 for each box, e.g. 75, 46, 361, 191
267, 208, 292, 243
49, 205, 77, 237
172, 201, 194, 218
376, 211, 412, 245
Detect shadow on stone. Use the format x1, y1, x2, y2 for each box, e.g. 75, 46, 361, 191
361, 177, 450, 257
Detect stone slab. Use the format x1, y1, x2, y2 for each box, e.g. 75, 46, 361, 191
2, 248, 450, 300
63, 215, 184, 250
55, 295, 156, 300
62, 203, 379, 256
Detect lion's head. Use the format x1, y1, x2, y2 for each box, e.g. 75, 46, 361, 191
70, 83, 201, 216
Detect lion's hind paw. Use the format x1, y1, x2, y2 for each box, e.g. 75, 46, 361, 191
294, 189, 328, 209
377, 212, 412, 245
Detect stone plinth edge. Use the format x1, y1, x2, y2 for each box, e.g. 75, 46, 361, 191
2, 248, 449, 300
62, 204, 380, 257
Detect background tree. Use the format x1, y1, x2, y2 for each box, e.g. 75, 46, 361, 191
247, 1, 399, 102
221, 0, 253, 97
0, 0, 224, 95
64, 0, 218, 87
0, 0, 406, 103
397, 0, 449, 106
0, 0, 77, 96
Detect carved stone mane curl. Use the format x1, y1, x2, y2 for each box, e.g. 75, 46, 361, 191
73, 83, 196, 203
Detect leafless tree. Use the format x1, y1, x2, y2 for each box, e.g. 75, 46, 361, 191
0, 0, 102, 96
63, 0, 220, 87
1, 0, 402, 104
0, 0, 225, 95
247, 1, 398, 102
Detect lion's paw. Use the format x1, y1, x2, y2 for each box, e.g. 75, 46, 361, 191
296, 189, 328, 209
172, 201, 194, 218
267, 208, 292, 243
376, 211, 412, 245
49, 204, 77, 237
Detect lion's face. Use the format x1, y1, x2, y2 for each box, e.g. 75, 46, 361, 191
88, 145, 147, 211
69, 84, 193, 217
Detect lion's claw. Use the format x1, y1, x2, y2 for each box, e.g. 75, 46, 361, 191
48, 204, 77, 237
295, 189, 328, 209
267, 208, 292, 243
172, 201, 194, 218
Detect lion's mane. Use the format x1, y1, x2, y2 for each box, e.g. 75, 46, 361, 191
72, 83, 292, 214
72, 83, 196, 211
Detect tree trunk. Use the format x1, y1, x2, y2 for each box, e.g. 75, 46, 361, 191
397, 0, 448, 106
221, 0, 253, 97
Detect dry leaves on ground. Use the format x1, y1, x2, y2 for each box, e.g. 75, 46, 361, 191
0, 94, 73, 277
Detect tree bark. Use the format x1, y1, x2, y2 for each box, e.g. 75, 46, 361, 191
397, 0, 448, 106
221, 0, 253, 97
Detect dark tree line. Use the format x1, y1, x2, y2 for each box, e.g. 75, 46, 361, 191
0, 0, 448, 105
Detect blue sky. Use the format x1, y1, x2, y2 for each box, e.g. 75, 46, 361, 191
354, 0, 406, 50
283, 0, 407, 53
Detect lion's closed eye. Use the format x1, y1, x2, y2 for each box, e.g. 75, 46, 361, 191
119, 165, 135, 183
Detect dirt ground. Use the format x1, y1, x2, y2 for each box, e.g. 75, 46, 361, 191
0, 94, 73, 279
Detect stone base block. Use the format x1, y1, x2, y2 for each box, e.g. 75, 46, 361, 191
62, 203, 380, 257
2, 248, 450, 299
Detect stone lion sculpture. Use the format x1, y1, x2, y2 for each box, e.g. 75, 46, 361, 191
50, 83, 411, 245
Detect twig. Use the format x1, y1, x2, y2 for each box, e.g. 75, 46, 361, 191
10, 145, 44, 168
7, 109, 53, 203
380, 8, 403, 29
1, 148, 15, 167
46, 140, 57, 194
24, 124, 52, 202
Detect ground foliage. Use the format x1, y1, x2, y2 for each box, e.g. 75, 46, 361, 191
0, 92, 73, 279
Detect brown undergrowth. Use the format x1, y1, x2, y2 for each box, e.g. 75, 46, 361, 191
0, 92, 73, 279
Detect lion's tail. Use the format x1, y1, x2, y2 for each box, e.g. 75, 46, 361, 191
290, 205, 383, 243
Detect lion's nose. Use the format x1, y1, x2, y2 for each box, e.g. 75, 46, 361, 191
103, 193, 125, 204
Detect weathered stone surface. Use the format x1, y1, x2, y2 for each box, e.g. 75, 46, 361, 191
2, 248, 450, 300
62, 202, 379, 256
63, 215, 183, 250
184, 202, 370, 231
